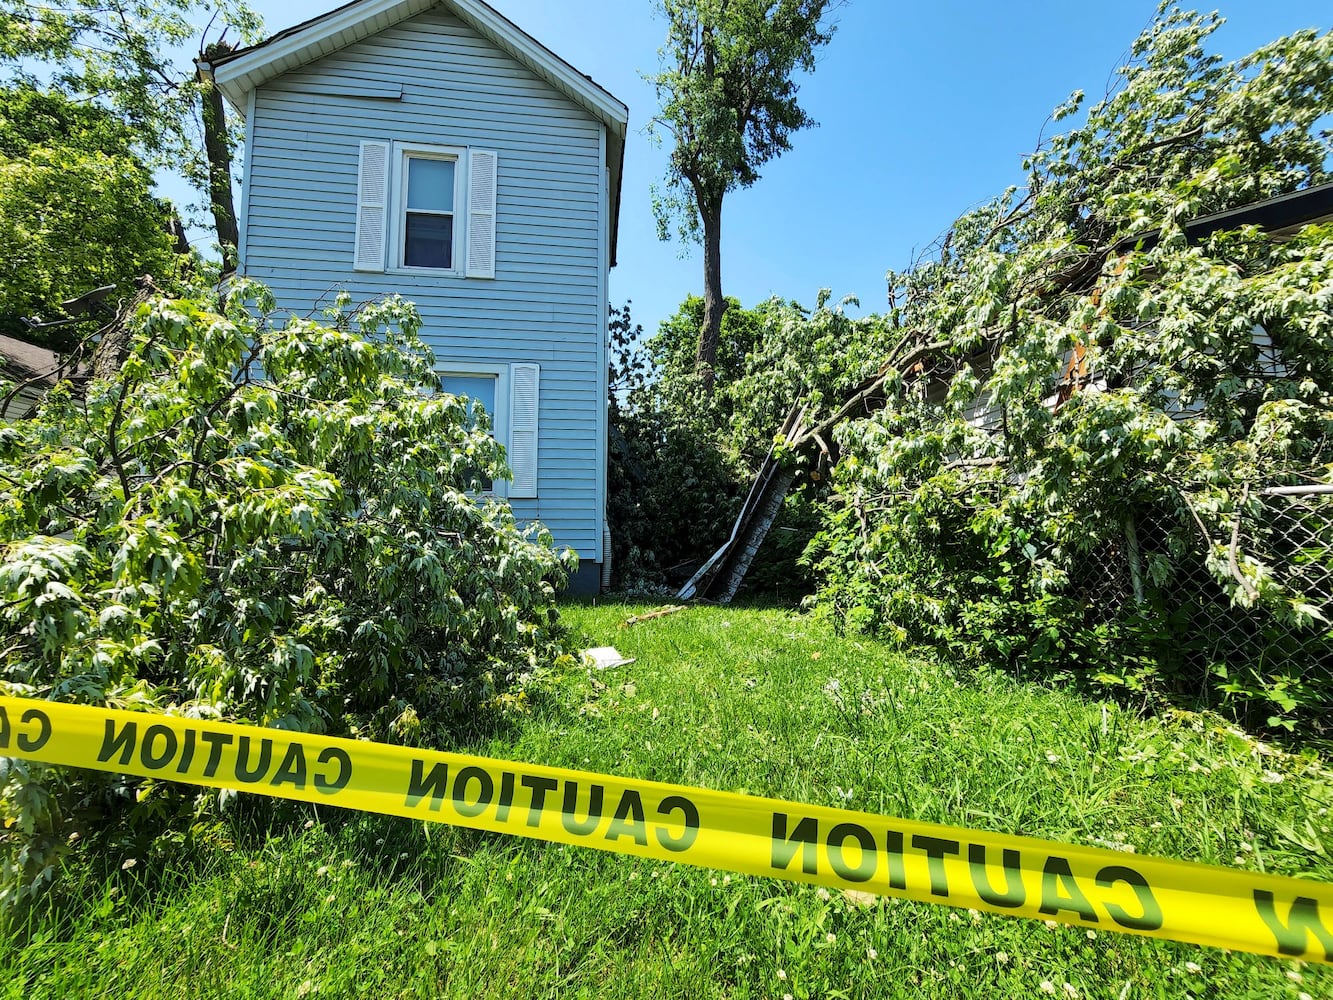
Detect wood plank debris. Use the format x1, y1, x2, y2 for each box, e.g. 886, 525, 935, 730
620, 605, 685, 628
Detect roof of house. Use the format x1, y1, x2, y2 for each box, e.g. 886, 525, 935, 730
1184, 180, 1333, 241
0, 332, 83, 419
0, 333, 62, 386
201, 0, 629, 265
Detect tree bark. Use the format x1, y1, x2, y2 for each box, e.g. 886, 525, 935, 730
684, 339, 958, 602
696, 195, 727, 395
678, 402, 804, 603
199, 42, 239, 276
166, 207, 191, 256
89, 277, 159, 384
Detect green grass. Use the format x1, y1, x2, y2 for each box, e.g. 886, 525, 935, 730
4, 600, 1332, 998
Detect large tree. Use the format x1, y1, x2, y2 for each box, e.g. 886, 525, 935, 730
0, 86, 180, 348
683, 9, 1333, 626
0, 1, 262, 269
648, 0, 839, 394
794, 12, 1330, 730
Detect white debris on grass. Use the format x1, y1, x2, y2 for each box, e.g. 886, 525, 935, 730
583, 646, 635, 670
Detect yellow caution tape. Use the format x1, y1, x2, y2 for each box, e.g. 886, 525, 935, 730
2, 695, 1331, 963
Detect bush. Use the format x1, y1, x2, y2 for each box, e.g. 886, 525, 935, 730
606, 299, 748, 590
0, 284, 575, 901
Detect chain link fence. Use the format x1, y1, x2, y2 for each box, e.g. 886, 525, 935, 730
1071, 479, 1333, 722
1219, 482, 1333, 667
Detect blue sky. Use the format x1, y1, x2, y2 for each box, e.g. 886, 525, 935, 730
213, 1, 1330, 337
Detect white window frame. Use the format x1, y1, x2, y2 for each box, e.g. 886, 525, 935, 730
355, 141, 496, 277
438, 363, 510, 497
389, 143, 466, 276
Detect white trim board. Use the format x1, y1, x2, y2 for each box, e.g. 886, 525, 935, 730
206, 0, 627, 133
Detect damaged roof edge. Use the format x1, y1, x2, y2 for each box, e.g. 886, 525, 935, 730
1184, 180, 1333, 240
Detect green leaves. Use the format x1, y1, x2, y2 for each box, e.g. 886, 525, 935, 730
646, 0, 842, 395
0, 1, 262, 175
647, 0, 838, 243
650, 0, 837, 206
0, 96, 181, 346
809, 13, 1333, 732
0, 286, 574, 896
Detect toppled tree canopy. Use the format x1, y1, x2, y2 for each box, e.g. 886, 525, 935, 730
0, 284, 574, 900
807, 10, 1333, 730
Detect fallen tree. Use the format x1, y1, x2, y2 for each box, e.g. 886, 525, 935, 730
0, 283, 574, 901
680, 333, 949, 601
684, 9, 1333, 610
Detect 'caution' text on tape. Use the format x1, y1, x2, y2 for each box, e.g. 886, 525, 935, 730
2, 695, 1331, 963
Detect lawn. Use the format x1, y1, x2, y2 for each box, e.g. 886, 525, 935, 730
3, 600, 1331, 998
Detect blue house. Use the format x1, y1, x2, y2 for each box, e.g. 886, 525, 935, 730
203, 0, 628, 593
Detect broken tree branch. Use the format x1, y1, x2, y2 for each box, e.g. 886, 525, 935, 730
622, 605, 686, 627
800, 339, 952, 446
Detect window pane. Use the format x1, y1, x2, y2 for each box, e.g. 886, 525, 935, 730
406, 157, 455, 212
404, 212, 453, 268
439, 374, 496, 420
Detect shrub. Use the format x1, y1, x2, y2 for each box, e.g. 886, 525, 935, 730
0, 284, 574, 901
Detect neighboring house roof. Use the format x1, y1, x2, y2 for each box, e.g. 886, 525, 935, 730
0, 332, 82, 420
1119, 180, 1333, 254
0, 333, 61, 385
1184, 180, 1333, 241
918, 180, 1333, 406
201, 0, 630, 264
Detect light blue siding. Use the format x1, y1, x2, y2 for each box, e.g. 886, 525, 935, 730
241, 6, 605, 562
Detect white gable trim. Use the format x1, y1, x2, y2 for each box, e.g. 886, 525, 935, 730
236, 87, 256, 272
448, 0, 627, 130
205, 0, 435, 107
447, 0, 627, 265
206, 0, 627, 133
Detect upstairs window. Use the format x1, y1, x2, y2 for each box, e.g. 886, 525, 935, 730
402, 155, 457, 269
354, 141, 496, 278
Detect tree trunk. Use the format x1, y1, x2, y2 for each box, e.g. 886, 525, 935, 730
682, 339, 957, 602
199, 42, 239, 276
89, 277, 159, 384
696, 195, 726, 395
166, 207, 191, 256
677, 402, 806, 604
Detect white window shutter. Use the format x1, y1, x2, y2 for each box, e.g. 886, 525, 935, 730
509, 363, 539, 497
354, 140, 390, 271
467, 150, 498, 278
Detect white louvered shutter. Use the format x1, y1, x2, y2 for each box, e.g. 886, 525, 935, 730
354, 140, 390, 271
466, 150, 498, 278
509, 363, 539, 497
